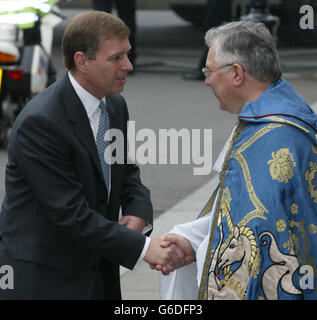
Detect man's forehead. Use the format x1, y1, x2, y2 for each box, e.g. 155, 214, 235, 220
100, 35, 129, 45
99, 36, 131, 52
206, 47, 216, 66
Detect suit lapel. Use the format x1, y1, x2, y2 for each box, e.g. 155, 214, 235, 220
60, 74, 105, 182
105, 95, 121, 131
60, 74, 125, 201
105, 95, 122, 195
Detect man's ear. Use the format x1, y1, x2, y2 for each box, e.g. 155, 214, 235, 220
73, 51, 89, 73
231, 63, 244, 87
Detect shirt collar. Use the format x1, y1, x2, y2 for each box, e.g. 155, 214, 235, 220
68, 71, 106, 118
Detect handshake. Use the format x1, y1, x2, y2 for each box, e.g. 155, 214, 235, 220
118, 216, 195, 275
143, 234, 195, 275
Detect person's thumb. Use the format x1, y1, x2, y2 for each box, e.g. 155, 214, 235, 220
160, 234, 177, 247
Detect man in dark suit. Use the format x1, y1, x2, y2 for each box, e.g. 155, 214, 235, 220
0, 11, 187, 299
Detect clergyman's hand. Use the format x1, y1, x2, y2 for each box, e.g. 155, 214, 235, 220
150, 234, 195, 275
118, 215, 146, 233
144, 237, 188, 274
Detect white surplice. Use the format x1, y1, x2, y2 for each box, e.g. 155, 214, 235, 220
160, 127, 236, 299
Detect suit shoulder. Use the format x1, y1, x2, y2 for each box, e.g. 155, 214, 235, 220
16, 80, 66, 124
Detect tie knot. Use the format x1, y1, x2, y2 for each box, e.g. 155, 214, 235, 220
98, 100, 107, 114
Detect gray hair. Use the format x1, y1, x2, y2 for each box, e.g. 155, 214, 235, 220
204, 20, 281, 83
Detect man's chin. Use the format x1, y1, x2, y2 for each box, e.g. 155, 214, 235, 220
109, 86, 125, 95
219, 103, 226, 111
219, 103, 231, 114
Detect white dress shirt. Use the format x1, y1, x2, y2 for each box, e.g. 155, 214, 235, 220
68, 72, 150, 262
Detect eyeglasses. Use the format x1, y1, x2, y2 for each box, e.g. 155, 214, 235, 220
202, 63, 234, 78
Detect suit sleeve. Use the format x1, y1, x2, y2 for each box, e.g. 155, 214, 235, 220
15, 114, 146, 269
120, 98, 154, 231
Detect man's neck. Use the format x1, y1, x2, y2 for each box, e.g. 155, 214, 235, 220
233, 79, 272, 115
69, 70, 103, 100
242, 78, 272, 105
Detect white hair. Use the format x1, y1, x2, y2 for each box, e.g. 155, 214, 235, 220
205, 20, 281, 83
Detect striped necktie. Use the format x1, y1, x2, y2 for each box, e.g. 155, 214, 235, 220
96, 100, 110, 192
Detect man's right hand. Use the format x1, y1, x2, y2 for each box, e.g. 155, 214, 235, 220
146, 234, 195, 275
143, 237, 189, 274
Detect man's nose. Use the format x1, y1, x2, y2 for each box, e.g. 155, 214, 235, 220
124, 56, 133, 71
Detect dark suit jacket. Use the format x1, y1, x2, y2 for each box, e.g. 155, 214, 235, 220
0, 73, 153, 299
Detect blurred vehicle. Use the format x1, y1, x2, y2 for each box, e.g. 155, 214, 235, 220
56, 0, 316, 45
168, 0, 317, 45
0, 0, 63, 147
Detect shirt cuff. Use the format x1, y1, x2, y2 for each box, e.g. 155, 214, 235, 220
143, 224, 152, 235
137, 236, 151, 263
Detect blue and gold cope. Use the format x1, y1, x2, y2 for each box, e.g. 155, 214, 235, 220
199, 78, 317, 300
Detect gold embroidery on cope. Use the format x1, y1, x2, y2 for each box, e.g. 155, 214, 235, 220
291, 203, 298, 215
198, 121, 247, 300
308, 224, 317, 235
207, 224, 260, 300
266, 116, 309, 134
305, 161, 317, 204
268, 148, 296, 183
199, 123, 305, 300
